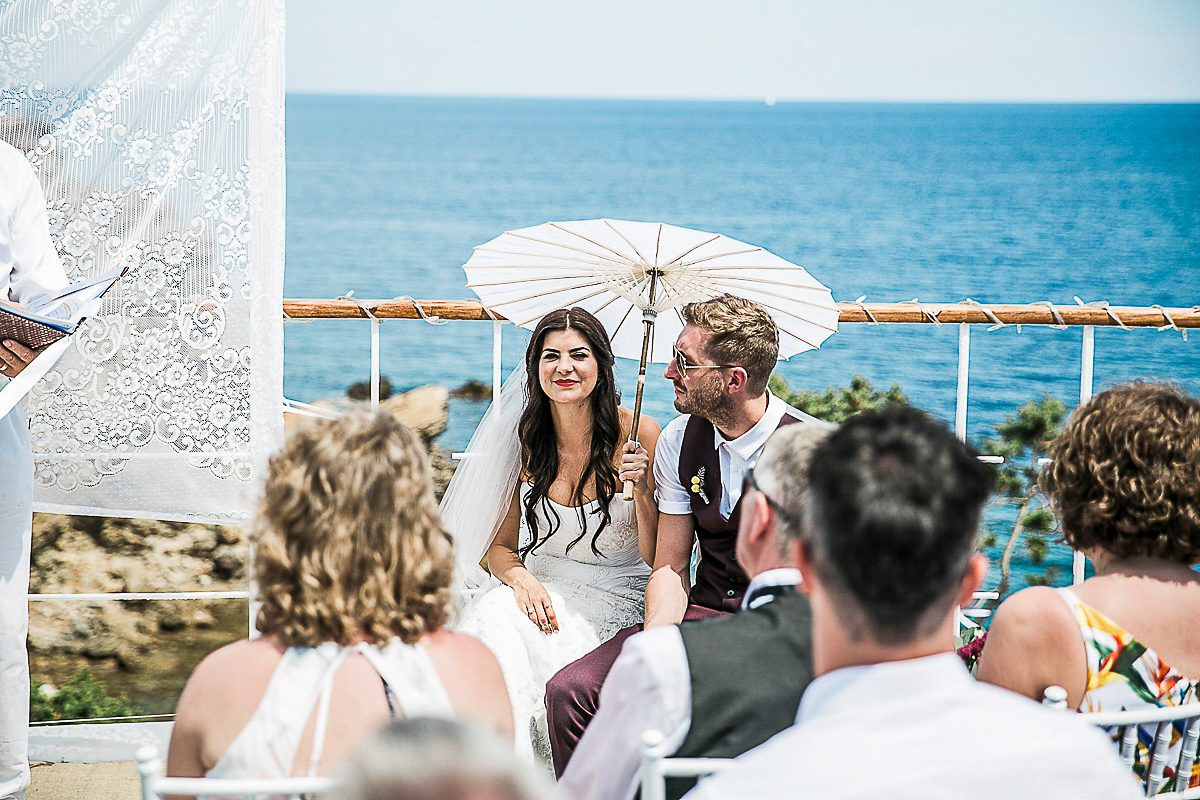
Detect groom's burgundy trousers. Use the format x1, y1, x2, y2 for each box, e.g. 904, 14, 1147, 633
544, 603, 728, 776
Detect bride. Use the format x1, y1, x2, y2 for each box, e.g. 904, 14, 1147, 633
441, 307, 660, 764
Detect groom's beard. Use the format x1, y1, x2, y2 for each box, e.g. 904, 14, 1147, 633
673, 373, 735, 428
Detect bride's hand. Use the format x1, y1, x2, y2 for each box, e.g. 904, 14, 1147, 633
619, 441, 651, 493
512, 573, 558, 634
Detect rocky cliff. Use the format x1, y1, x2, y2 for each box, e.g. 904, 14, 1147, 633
28, 384, 457, 712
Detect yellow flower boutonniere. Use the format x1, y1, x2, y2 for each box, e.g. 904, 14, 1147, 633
690, 466, 710, 504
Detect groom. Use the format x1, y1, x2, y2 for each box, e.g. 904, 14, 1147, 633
544, 294, 816, 775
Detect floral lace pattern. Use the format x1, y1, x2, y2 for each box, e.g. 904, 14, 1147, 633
1, 0, 284, 522
456, 488, 650, 766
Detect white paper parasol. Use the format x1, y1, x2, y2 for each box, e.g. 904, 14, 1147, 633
463, 218, 838, 495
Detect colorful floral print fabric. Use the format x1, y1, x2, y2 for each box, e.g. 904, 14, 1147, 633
1057, 587, 1200, 791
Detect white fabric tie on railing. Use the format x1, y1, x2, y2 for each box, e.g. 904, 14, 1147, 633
1073, 297, 1132, 330
900, 299, 944, 325
391, 295, 450, 325
1030, 301, 1069, 330
336, 291, 380, 321
282, 398, 343, 420
962, 298, 1009, 331
852, 296, 880, 324
1151, 304, 1190, 341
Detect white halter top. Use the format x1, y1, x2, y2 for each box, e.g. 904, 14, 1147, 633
206, 639, 454, 779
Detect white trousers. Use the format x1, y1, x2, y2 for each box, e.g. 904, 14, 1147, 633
0, 406, 31, 800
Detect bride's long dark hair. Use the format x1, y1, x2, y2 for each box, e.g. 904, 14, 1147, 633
518, 307, 621, 558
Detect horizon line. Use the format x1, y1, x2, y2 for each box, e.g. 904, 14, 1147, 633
284, 90, 1200, 105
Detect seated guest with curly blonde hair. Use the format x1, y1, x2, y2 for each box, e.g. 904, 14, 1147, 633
979, 382, 1200, 786
167, 410, 513, 781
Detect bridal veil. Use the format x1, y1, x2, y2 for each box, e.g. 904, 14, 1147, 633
440, 366, 528, 612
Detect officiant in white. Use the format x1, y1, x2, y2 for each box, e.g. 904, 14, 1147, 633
0, 140, 70, 800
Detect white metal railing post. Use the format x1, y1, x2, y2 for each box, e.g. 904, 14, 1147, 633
1073, 325, 1096, 584
492, 321, 503, 406
955, 323, 970, 441
370, 316, 382, 409
1080, 325, 1095, 402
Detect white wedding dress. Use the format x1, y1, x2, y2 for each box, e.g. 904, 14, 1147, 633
455, 483, 651, 765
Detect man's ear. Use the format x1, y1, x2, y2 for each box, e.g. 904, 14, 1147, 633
954, 554, 989, 608
794, 536, 814, 577
785, 537, 812, 593
747, 491, 772, 544
725, 366, 749, 394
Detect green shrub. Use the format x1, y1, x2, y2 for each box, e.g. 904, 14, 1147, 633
30, 667, 133, 723
768, 374, 908, 423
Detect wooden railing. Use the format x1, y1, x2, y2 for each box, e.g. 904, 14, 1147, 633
283, 298, 1200, 328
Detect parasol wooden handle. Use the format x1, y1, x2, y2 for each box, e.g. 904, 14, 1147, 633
623, 307, 657, 501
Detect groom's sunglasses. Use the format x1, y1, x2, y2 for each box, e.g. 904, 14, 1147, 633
672, 346, 735, 378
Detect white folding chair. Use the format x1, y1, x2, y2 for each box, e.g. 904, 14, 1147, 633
1042, 687, 1200, 799
957, 590, 999, 633
136, 746, 338, 800
639, 730, 733, 800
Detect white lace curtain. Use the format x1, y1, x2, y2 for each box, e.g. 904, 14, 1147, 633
0, 0, 284, 523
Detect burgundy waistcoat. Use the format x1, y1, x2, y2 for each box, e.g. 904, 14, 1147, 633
677, 412, 802, 612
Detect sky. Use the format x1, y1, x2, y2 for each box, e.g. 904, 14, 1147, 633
286, 0, 1200, 102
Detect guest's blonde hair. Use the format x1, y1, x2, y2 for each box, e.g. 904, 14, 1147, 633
682, 294, 779, 395
253, 409, 453, 646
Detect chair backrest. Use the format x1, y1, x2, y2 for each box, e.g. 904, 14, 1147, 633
136, 746, 338, 800
639, 730, 733, 800
1042, 686, 1200, 798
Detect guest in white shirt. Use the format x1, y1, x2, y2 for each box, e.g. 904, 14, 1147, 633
687, 406, 1141, 800
562, 421, 835, 800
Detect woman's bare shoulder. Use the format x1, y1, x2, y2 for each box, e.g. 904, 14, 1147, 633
181, 637, 285, 699
421, 628, 496, 662
618, 406, 662, 438
988, 586, 1077, 641
976, 585, 1082, 699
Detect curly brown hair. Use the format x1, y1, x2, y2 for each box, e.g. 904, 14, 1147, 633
1040, 382, 1200, 563
253, 409, 454, 646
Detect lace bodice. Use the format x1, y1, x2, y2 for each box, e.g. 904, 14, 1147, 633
521, 484, 643, 563
520, 485, 651, 595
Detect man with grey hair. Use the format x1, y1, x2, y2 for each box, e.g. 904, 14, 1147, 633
561, 421, 835, 800
335, 717, 559, 800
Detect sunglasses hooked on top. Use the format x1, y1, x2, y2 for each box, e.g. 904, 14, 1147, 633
743, 466, 796, 522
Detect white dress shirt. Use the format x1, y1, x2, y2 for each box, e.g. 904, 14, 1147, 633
654, 393, 811, 518
1, 142, 68, 305
686, 653, 1143, 800
559, 569, 803, 800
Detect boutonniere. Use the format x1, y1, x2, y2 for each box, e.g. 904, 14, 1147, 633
690, 466, 710, 504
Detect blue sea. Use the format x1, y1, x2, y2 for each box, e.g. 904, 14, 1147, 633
284, 97, 1200, 593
